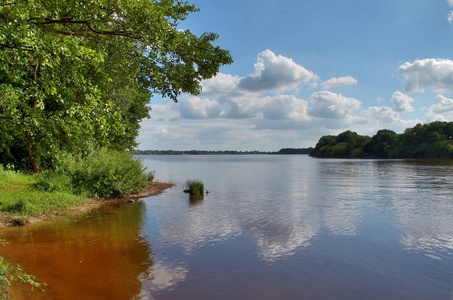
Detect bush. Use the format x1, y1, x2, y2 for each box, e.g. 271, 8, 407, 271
185, 180, 204, 196
62, 148, 147, 198
35, 172, 74, 194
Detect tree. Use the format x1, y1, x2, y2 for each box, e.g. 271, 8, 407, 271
0, 0, 233, 172
365, 129, 398, 157
310, 122, 453, 159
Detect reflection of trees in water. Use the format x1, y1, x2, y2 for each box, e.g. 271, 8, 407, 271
1, 201, 153, 300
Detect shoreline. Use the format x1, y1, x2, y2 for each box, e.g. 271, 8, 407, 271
0, 181, 174, 228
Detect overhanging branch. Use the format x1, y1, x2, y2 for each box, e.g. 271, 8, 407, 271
34, 19, 141, 39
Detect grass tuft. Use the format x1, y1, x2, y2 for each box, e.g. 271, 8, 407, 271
185, 180, 204, 196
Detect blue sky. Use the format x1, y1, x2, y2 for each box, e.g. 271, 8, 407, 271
137, 0, 453, 151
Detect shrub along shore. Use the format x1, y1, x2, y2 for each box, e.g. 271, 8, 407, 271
0, 150, 173, 227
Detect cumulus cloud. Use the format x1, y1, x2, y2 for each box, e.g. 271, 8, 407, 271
308, 91, 361, 118
363, 106, 400, 123
449, 0, 453, 6
179, 97, 224, 119
261, 95, 308, 120
430, 95, 453, 113
425, 95, 453, 122
398, 59, 453, 93
238, 49, 318, 92
222, 98, 259, 119
201, 73, 240, 95
391, 91, 415, 112
149, 103, 180, 121
175, 93, 312, 121
321, 76, 358, 89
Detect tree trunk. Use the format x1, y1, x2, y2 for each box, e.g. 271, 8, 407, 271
27, 141, 40, 173
27, 62, 40, 173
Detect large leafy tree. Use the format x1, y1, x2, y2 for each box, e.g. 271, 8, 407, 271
0, 0, 232, 172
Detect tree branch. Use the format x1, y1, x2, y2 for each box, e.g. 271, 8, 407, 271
0, 43, 33, 51
34, 19, 141, 39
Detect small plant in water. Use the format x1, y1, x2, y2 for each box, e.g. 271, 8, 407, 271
146, 171, 155, 182
184, 180, 204, 196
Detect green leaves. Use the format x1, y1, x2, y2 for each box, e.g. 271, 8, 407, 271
311, 122, 453, 159
1, 0, 232, 171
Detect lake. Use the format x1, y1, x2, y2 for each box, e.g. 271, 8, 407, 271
1, 155, 453, 299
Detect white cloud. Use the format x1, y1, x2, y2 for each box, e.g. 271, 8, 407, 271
391, 91, 415, 112
149, 103, 180, 121
308, 91, 361, 118
201, 73, 241, 95
425, 94, 453, 122
448, 0, 453, 7
174, 93, 312, 121
179, 96, 224, 119
398, 59, 453, 93
363, 106, 400, 123
430, 95, 453, 113
141, 49, 438, 151
238, 49, 318, 92
223, 98, 260, 119
448, 11, 453, 23
321, 76, 358, 89
261, 95, 308, 120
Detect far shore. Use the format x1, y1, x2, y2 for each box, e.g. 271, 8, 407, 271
0, 181, 174, 228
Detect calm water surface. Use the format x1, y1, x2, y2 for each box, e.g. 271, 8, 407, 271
1, 155, 453, 299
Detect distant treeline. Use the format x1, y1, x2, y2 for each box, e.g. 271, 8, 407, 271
135, 148, 313, 155
276, 148, 313, 154
310, 121, 453, 159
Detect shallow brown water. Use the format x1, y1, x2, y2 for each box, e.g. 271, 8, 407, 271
1, 201, 152, 299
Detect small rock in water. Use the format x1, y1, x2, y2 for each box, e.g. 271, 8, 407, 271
128, 199, 135, 204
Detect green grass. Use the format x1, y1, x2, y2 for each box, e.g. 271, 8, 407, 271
185, 180, 204, 196
0, 148, 147, 222
0, 169, 85, 220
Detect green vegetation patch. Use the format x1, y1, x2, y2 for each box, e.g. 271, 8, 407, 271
58, 148, 147, 198
0, 168, 84, 219
185, 180, 205, 197
310, 121, 453, 159
0, 148, 148, 221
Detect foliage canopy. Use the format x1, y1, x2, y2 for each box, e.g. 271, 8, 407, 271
0, 0, 233, 172
310, 121, 453, 159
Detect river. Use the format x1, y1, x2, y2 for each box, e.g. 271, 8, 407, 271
1, 155, 453, 299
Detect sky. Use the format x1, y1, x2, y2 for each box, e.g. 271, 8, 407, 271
137, 0, 453, 151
